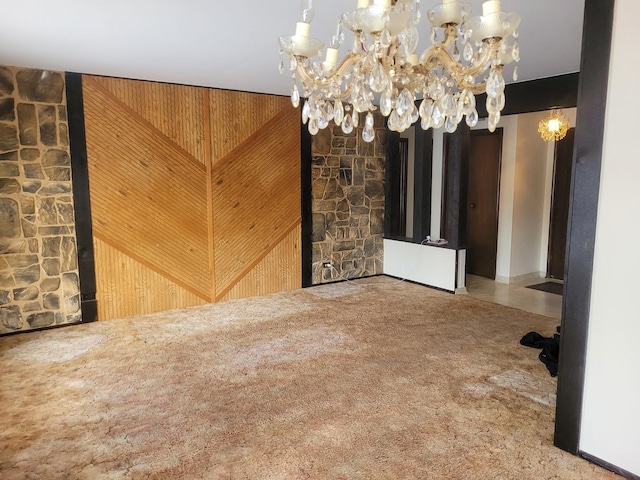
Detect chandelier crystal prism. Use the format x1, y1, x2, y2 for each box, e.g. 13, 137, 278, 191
278, 0, 521, 142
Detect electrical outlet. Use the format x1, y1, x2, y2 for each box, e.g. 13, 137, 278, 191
322, 262, 332, 268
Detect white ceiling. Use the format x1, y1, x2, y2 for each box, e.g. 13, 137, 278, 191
0, 0, 584, 96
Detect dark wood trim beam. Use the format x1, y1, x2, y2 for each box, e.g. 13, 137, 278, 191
65, 73, 98, 323
384, 130, 402, 239
476, 72, 579, 118
412, 128, 433, 243
553, 0, 615, 454
300, 123, 313, 288
442, 124, 470, 249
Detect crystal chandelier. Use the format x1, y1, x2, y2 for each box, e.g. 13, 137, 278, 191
538, 109, 570, 142
278, 0, 521, 142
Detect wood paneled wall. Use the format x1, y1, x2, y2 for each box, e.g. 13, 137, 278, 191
82, 76, 301, 320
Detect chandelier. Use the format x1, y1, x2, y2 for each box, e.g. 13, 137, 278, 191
279, 0, 520, 142
538, 109, 570, 142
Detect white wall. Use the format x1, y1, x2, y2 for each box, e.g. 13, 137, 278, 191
538, 109, 577, 274
579, 0, 640, 474
508, 112, 551, 279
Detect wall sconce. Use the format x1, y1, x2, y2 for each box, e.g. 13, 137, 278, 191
538, 109, 570, 141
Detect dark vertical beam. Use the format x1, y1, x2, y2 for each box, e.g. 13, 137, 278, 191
300, 123, 313, 288
65, 73, 97, 322
442, 124, 470, 249
412, 128, 433, 243
554, 0, 615, 454
384, 130, 401, 238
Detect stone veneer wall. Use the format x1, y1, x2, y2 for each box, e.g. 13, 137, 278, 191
0, 66, 81, 334
311, 114, 385, 284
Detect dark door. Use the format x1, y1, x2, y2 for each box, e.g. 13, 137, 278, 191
466, 129, 502, 279
547, 128, 575, 280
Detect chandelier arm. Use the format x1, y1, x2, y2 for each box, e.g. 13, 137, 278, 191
294, 52, 362, 101
414, 41, 495, 95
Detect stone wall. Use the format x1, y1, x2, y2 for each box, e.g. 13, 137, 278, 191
311, 114, 385, 284
0, 66, 80, 334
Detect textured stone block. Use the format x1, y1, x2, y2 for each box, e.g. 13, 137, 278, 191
43, 167, 70, 181
38, 226, 69, 235
14, 264, 40, 286
42, 237, 61, 257
23, 163, 45, 179
0, 67, 14, 96
370, 209, 384, 235
26, 311, 54, 328
58, 105, 67, 121
0, 198, 20, 238
0, 123, 19, 152
1, 305, 22, 330
56, 202, 74, 224
61, 237, 78, 272
42, 258, 60, 276
42, 149, 70, 167
40, 182, 70, 196
5, 255, 38, 268
21, 218, 36, 238
27, 238, 38, 254
62, 273, 79, 299
19, 196, 35, 215
1, 240, 27, 255
0, 290, 10, 304
43, 293, 60, 310
23, 301, 41, 312
16, 70, 64, 103
20, 148, 40, 161
0, 162, 20, 177
38, 105, 57, 146
0, 178, 20, 194
66, 310, 82, 323
0, 98, 15, 121
0, 151, 18, 161
17, 103, 37, 146
21, 180, 41, 193
59, 123, 69, 146
13, 285, 39, 301
312, 213, 326, 242
41, 277, 61, 292
36, 198, 57, 224
0, 272, 15, 288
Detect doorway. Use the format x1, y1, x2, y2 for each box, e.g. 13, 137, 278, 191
547, 128, 575, 280
466, 129, 503, 279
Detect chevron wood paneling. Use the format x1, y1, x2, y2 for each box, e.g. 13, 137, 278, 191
220, 224, 302, 301
211, 105, 301, 296
83, 78, 210, 300
89, 75, 207, 164
93, 238, 206, 320
82, 75, 301, 320
209, 90, 290, 165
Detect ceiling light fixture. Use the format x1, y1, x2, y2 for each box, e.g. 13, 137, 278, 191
279, 0, 521, 142
538, 109, 570, 142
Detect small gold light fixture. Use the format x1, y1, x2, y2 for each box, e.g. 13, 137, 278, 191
538, 109, 570, 142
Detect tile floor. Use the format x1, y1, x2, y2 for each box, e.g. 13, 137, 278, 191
465, 274, 563, 319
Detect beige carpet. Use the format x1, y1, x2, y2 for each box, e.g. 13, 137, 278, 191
0, 277, 617, 479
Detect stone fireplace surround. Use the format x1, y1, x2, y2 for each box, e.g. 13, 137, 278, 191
0, 66, 81, 334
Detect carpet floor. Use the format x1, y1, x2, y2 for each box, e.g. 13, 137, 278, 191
0, 277, 617, 479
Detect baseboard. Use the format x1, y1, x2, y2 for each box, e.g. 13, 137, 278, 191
495, 271, 545, 285
455, 287, 468, 295
580, 451, 640, 480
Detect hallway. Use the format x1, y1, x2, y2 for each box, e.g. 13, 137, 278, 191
466, 275, 562, 320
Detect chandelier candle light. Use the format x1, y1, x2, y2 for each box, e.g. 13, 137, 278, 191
279, 0, 521, 142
